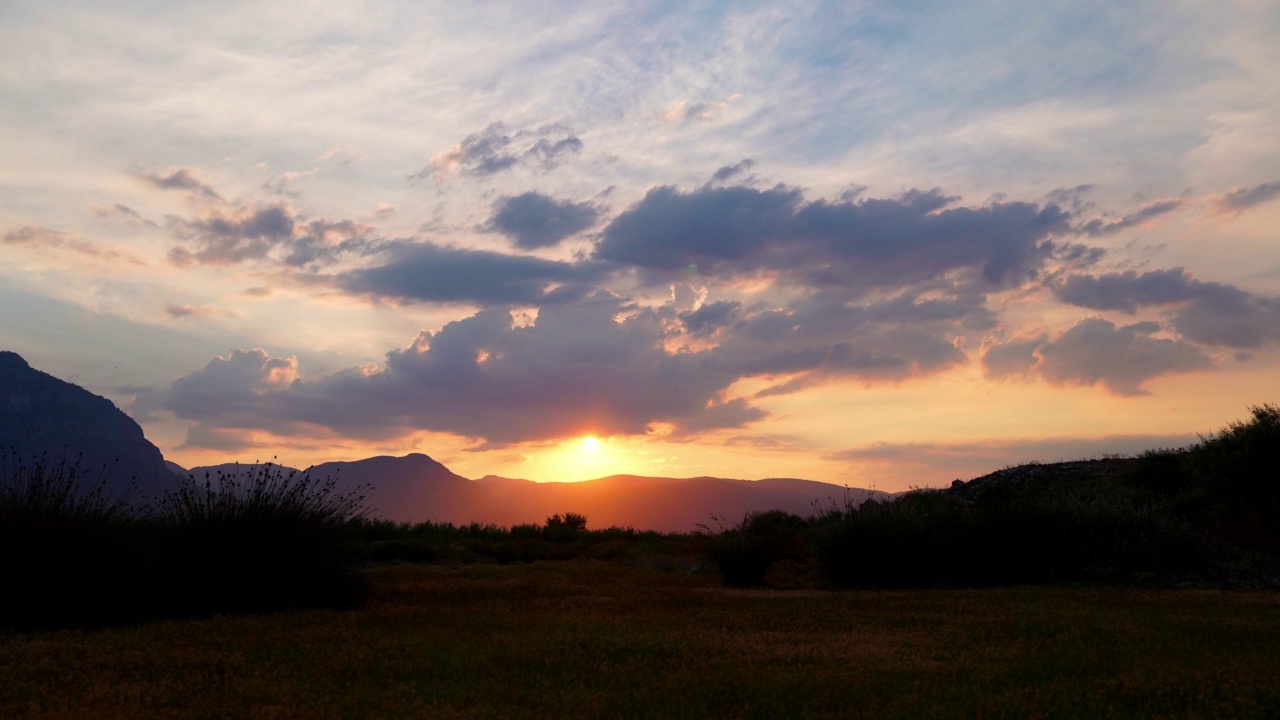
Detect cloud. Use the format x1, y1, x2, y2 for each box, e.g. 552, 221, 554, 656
164, 304, 216, 319
134, 167, 223, 201
1077, 198, 1185, 236
705, 159, 757, 187
91, 203, 157, 227
332, 241, 601, 306
2, 225, 146, 265
980, 333, 1048, 380
659, 95, 741, 123
1053, 268, 1280, 348
159, 296, 760, 447
166, 204, 376, 268
1210, 180, 1280, 215
825, 433, 1200, 482
982, 318, 1212, 395
484, 192, 600, 249
596, 185, 1072, 289
415, 123, 584, 184
262, 168, 318, 197
1053, 267, 1201, 312
679, 299, 742, 336
697, 290, 990, 393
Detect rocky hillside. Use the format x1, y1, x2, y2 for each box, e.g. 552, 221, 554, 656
1, 350, 177, 498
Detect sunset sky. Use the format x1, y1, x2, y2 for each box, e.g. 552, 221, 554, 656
2, 1, 1278, 491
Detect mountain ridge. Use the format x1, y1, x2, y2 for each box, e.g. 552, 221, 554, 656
177, 454, 883, 531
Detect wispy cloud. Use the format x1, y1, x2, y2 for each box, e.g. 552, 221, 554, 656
3, 226, 146, 265
1209, 180, 1280, 215
413, 123, 584, 185
134, 168, 223, 202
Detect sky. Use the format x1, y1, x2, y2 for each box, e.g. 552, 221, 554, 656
2, 0, 1279, 491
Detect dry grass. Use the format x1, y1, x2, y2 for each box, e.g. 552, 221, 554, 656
3, 561, 1279, 718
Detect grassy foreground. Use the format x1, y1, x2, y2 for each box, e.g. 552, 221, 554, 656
3, 561, 1279, 719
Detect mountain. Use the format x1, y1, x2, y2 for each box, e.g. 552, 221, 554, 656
471, 473, 888, 532
183, 459, 882, 531
310, 454, 491, 524
185, 454, 492, 524
0, 350, 178, 498
3, 352, 883, 530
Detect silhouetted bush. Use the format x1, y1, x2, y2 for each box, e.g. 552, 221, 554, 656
0, 449, 156, 629
544, 512, 589, 542
153, 463, 371, 615
699, 510, 810, 586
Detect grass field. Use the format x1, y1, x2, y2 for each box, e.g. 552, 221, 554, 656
3, 561, 1279, 719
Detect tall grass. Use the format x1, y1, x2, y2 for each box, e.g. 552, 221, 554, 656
1, 455, 372, 629
154, 463, 372, 615
0, 449, 152, 628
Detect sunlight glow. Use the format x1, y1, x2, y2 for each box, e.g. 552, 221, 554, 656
580, 435, 601, 452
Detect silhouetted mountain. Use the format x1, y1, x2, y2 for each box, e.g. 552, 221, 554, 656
181, 457, 881, 531
310, 454, 491, 523
0, 350, 178, 498
472, 473, 888, 531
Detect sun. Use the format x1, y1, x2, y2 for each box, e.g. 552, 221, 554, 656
580, 435, 601, 452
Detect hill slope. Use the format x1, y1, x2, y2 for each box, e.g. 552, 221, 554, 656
0, 350, 177, 498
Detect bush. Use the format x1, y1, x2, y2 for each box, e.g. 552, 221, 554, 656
812, 478, 1210, 589
699, 511, 809, 586
811, 491, 975, 588
153, 463, 371, 615
0, 449, 153, 629
544, 512, 588, 542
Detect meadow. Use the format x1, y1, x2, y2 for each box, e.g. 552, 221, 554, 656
3, 561, 1280, 719
3, 406, 1280, 716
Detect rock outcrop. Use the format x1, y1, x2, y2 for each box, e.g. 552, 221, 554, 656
0, 351, 177, 498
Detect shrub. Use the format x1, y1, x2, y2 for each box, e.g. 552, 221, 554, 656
153, 462, 371, 615
699, 510, 809, 586
811, 491, 975, 588
0, 449, 153, 629
544, 512, 588, 542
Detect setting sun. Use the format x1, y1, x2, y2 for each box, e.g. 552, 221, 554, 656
580, 435, 601, 452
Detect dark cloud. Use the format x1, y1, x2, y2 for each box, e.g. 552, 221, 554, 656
484, 192, 599, 249
1211, 180, 1280, 214
1171, 283, 1280, 348
596, 184, 801, 271
162, 270, 1039, 449
159, 297, 761, 447
701, 291, 984, 389
1053, 268, 1200, 312
1078, 198, 1185, 236
1044, 185, 1095, 213
167, 205, 375, 268
415, 123, 584, 183
596, 185, 1072, 289
706, 159, 757, 186
333, 242, 600, 306
983, 318, 1212, 395
679, 300, 742, 336
524, 136, 584, 169
134, 168, 223, 201
981, 334, 1047, 379
1053, 268, 1280, 348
